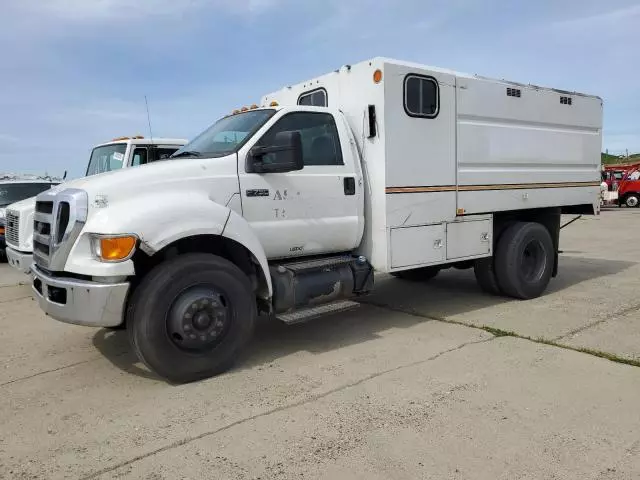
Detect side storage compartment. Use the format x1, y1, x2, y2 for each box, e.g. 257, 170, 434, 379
446, 218, 492, 260
390, 224, 446, 268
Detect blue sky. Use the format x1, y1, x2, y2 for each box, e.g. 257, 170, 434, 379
1, 0, 638, 178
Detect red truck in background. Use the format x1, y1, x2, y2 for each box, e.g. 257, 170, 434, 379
601, 167, 625, 191
607, 163, 640, 208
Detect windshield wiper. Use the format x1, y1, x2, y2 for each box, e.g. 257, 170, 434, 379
171, 150, 201, 158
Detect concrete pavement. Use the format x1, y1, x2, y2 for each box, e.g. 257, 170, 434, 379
1, 209, 639, 479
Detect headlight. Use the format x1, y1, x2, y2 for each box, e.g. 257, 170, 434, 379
91, 234, 138, 262
0, 208, 5, 221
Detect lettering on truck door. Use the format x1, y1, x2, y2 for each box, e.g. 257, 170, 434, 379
238, 109, 363, 259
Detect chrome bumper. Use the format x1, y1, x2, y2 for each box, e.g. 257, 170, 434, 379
6, 247, 33, 275
31, 265, 129, 327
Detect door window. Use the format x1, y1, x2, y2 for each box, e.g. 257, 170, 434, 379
150, 147, 180, 162
131, 148, 148, 166
255, 112, 343, 167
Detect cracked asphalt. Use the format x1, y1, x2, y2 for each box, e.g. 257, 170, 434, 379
1, 209, 640, 479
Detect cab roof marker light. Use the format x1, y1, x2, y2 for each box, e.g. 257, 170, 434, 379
110, 135, 144, 141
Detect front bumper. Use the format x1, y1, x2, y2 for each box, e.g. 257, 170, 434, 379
5, 247, 33, 274
31, 265, 129, 327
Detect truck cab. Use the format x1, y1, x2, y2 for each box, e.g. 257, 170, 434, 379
4, 137, 187, 273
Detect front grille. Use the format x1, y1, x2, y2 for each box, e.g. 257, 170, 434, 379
35, 220, 51, 236
33, 200, 53, 267
34, 240, 50, 256
36, 201, 53, 214
5, 211, 19, 246
57, 202, 70, 243
32, 188, 88, 271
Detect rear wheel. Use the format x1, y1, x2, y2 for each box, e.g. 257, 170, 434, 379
473, 258, 501, 295
494, 222, 554, 300
127, 253, 256, 383
390, 266, 440, 282
625, 194, 639, 208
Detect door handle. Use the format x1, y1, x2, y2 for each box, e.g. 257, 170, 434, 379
344, 177, 356, 195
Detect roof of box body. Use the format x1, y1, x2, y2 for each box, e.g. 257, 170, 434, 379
278, 57, 601, 101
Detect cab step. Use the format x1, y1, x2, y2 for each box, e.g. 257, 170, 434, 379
277, 300, 360, 325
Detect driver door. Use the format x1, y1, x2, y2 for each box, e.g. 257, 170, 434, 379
237, 110, 363, 260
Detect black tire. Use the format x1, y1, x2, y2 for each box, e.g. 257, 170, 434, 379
625, 194, 639, 208
127, 253, 256, 383
473, 257, 501, 295
494, 222, 554, 300
390, 266, 440, 282
453, 260, 474, 270
105, 324, 126, 331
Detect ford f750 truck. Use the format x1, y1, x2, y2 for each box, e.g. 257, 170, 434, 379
4, 136, 186, 274
30, 58, 601, 383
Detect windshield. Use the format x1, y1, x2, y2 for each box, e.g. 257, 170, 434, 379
0, 183, 56, 207
85, 144, 128, 176
172, 109, 276, 159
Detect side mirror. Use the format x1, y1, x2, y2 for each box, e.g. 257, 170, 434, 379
248, 131, 303, 174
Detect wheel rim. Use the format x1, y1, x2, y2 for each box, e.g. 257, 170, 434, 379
520, 239, 547, 283
627, 196, 638, 207
166, 285, 231, 351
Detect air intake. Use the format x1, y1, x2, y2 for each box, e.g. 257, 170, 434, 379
507, 87, 521, 98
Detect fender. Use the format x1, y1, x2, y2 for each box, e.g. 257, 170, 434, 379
65, 192, 273, 299
222, 210, 272, 299
65, 191, 230, 277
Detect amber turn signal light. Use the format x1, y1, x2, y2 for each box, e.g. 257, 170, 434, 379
97, 236, 137, 261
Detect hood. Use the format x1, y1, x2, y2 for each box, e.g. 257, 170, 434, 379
5, 196, 37, 212
50, 154, 240, 210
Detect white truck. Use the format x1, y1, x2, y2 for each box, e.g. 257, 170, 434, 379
4, 136, 187, 274
30, 58, 601, 383
1, 177, 62, 261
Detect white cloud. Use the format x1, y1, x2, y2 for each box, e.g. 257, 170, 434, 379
550, 4, 640, 30
0, 134, 20, 149
16, 0, 282, 21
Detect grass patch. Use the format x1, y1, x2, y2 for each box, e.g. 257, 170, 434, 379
478, 324, 640, 368
480, 326, 517, 337
366, 301, 640, 369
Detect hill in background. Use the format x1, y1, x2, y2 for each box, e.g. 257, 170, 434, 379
602, 152, 640, 165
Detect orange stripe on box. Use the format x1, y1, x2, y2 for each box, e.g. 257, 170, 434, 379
385, 181, 600, 194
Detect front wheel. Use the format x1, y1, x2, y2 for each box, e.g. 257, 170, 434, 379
625, 194, 639, 208
127, 253, 256, 383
